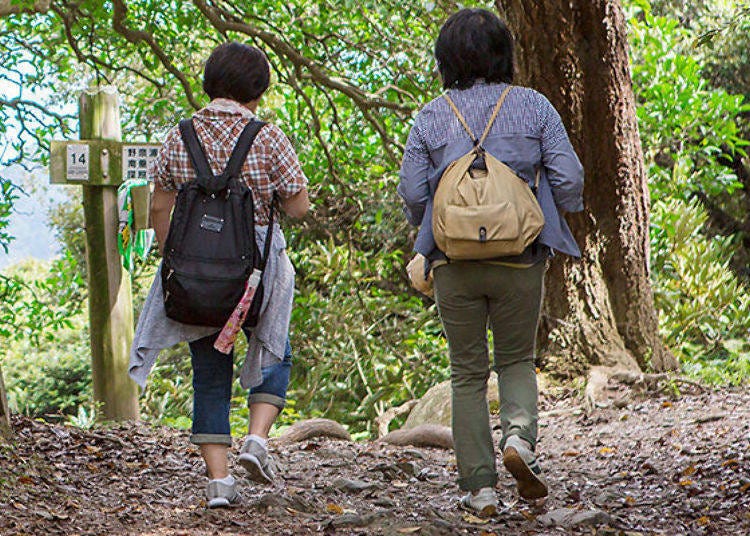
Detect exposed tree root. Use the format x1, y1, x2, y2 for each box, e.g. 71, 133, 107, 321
584, 366, 707, 413
375, 400, 417, 438
610, 371, 706, 393
378, 424, 453, 450
275, 418, 351, 444
584, 366, 623, 414
539, 407, 583, 418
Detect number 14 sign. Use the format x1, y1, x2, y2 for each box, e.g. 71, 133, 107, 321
65, 144, 90, 181
50, 140, 160, 186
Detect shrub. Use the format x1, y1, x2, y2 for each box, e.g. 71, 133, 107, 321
4, 316, 91, 420
629, 8, 749, 201
651, 197, 750, 383
288, 239, 448, 435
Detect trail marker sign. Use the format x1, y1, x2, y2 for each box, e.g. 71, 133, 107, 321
51, 139, 159, 190
66, 144, 89, 181
48, 86, 158, 421
123, 145, 159, 181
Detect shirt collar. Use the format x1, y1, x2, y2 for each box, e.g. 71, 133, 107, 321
201, 98, 256, 119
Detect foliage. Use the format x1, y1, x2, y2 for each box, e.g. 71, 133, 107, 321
46, 190, 87, 273
679, 339, 750, 386
1, 257, 88, 421
626, 1, 750, 384
698, 8, 750, 103
651, 198, 750, 348
3, 306, 91, 419
628, 8, 749, 200
646, 0, 750, 100
0, 178, 19, 253
1, 0, 478, 432
630, 0, 750, 285
1, 0, 749, 438
288, 239, 449, 434
138, 344, 194, 431
0, 0, 77, 175
0, 256, 84, 343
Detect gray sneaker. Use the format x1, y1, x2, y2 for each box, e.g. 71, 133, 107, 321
459, 487, 498, 517
503, 435, 549, 500
238, 437, 276, 484
206, 478, 239, 509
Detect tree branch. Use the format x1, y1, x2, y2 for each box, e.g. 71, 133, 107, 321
0, 97, 70, 130
53, 3, 164, 89
285, 68, 347, 192
0, 0, 50, 17
191, 0, 408, 162
110, 0, 202, 110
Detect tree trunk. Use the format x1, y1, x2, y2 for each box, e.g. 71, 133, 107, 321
0, 363, 11, 436
494, 0, 678, 375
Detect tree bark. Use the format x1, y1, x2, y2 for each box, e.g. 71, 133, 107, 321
0, 363, 11, 436
494, 0, 678, 374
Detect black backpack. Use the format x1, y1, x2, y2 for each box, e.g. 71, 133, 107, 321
161, 118, 275, 328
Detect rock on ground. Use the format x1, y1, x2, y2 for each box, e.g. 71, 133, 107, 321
404, 372, 549, 429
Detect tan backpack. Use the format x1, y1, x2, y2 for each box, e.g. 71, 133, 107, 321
432, 86, 545, 260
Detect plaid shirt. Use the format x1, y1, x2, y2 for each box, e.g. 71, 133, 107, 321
152, 98, 307, 225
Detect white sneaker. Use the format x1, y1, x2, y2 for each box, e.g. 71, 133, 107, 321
238, 436, 276, 484
459, 487, 498, 517
206, 476, 239, 508
503, 435, 548, 500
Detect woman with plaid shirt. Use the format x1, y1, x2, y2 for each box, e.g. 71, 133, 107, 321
148, 42, 309, 507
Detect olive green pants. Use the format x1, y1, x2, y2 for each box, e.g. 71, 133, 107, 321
433, 260, 545, 491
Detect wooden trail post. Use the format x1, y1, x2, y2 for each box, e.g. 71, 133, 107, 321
49, 86, 158, 421
79, 88, 138, 421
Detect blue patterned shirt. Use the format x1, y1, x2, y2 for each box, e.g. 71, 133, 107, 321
398, 81, 584, 260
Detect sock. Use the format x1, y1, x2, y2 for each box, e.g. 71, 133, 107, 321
507, 435, 533, 452
209, 474, 235, 485
247, 434, 267, 450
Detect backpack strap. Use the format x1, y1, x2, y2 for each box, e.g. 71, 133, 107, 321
224, 120, 273, 270
179, 119, 213, 189
478, 85, 513, 147
444, 85, 513, 148
223, 120, 266, 181
259, 192, 277, 272
444, 95, 478, 144
179, 119, 266, 194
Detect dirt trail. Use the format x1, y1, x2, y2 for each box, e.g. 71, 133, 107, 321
1, 389, 748, 535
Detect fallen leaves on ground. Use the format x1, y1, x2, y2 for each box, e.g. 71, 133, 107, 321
0, 389, 748, 535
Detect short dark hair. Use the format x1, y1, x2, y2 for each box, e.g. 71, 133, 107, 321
203, 42, 270, 102
434, 9, 515, 90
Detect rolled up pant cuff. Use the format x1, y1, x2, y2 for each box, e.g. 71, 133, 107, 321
248, 392, 286, 410
458, 472, 498, 492
190, 433, 232, 446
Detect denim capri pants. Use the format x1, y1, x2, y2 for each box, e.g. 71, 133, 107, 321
188, 330, 292, 446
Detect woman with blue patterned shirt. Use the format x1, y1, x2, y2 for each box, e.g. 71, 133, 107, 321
398, 9, 584, 516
